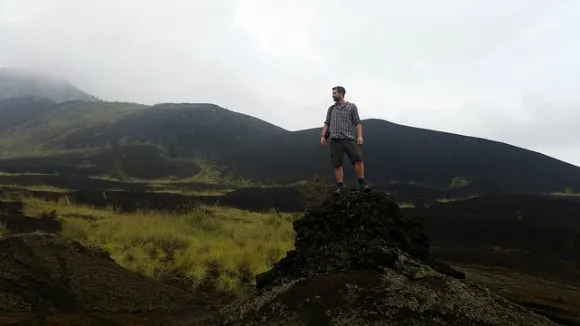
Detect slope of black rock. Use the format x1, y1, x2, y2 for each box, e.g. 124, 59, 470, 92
256, 190, 462, 289
0, 233, 210, 313
213, 190, 557, 326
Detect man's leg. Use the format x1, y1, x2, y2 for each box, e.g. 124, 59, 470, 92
334, 165, 344, 185
354, 161, 364, 179
344, 140, 370, 191
329, 139, 344, 194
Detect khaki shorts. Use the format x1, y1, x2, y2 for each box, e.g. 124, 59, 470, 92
329, 138, 363, 168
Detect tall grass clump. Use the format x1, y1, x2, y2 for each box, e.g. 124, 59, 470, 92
21, 197, 295, 295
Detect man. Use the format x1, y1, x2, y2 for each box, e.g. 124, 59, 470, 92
321, 86, 370, 195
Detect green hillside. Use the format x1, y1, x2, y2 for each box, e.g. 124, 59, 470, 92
1, 98, 579, 194
0, 100, 146, 157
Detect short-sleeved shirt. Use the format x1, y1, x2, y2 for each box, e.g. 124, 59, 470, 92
324, 101, 361, 140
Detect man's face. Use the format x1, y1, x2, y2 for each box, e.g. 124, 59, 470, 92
332, 89, 342, 102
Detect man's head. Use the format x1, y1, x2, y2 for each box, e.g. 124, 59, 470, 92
332, 86, 346, 102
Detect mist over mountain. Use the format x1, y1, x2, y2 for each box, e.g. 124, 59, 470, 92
0, 67, 99, 103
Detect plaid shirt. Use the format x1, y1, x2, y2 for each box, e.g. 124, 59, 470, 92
324, 101, 361, 140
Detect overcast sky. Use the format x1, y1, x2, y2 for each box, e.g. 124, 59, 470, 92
1, 0, 579, 166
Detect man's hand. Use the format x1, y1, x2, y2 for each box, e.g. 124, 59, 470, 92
321, 123, 329, 146
357, 136, 364, 145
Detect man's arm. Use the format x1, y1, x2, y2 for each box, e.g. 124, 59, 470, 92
356, 124, 363, 138
351, 104, 363, 138
322, 106, 332, 137
321, 124, 329, 137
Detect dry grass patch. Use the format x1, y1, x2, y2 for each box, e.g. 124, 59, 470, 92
4, 185, 70, 193
21, 197, 295, 295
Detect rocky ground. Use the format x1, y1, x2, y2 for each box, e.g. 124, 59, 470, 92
455, 264, 580, 325
0, 233, 230, 326
212, 190, 557, 325
0, 233, 204, 313
0, 188, 574, 325
0, 190, 223, 324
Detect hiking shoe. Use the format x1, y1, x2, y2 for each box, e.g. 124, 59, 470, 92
360, 184, 371, 192
333, 187, 343, 195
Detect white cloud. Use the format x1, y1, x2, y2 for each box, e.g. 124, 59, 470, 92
233, 0, 322, 63
0, 0, 38, 23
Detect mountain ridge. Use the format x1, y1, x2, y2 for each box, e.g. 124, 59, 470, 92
0, 81, 579, 193
292, 118, 579, 168
0, 67, 100, 103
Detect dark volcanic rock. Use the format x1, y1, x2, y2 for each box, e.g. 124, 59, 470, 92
214, 190, 556, 325
256, 190, 461, 289
0, 233, 207, 313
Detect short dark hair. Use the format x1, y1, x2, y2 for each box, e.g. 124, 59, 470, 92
332, 86, 346, 95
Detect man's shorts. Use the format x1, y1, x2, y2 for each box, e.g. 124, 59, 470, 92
329, 138, 363, 168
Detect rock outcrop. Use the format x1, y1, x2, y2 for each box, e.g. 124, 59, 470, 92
214, 190, 557, 325
0, 233, 207, 313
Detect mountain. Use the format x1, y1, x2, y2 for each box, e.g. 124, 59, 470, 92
0, 67, 99, 103
0, 97, 58, 132
1, 99, 579, 194
0, 101, 286, 158
225, 119, 580, 193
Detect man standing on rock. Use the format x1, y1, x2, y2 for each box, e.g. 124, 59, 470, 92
321, 86, 370, 195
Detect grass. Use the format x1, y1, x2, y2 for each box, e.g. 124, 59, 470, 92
436, 195, 480, 203
3, 185, 70, 193
149, 188, 234, 196
0, 102, 146, 156
397, 201, 416, 209
0, 172, 58, 176
90, 174, 271, 189
145, 183, 233, 196
550, 189, 580, 197
91, 156, 281, 188
21, 196, 295, 295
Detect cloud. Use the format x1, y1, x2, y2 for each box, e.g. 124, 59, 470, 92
233, 0, 323, 63
0, 0, 579, 166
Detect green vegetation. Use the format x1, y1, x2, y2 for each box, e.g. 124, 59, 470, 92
187, 157, 256, 187
0, 102, 146, 156
398, 201, 416, 209
550, 188, 580, 197
0, 172, 58, 176
449, 177, 471, 189
3, 185, 70, 193
437, 195, 479, 203
93, 156, 278, 188
107, 156, 127, 181
21, 197, 295, 295
148, 187, 234, 197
